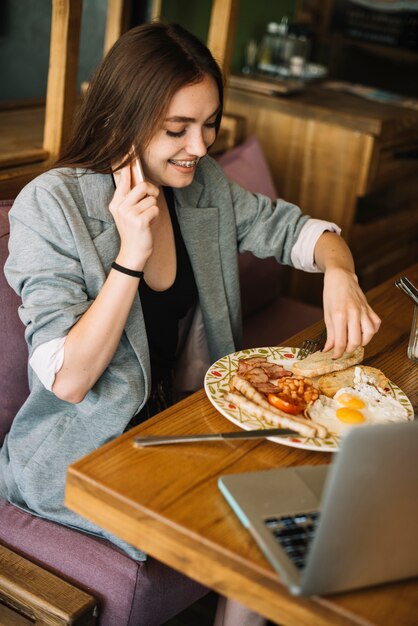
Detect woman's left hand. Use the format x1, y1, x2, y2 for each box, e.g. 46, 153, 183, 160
322, 267, 381, 358
313, 231, 381, 358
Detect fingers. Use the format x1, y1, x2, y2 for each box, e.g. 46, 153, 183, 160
345, 309, 363, 355
112, 163, 131, 203
322, 319, 335, 354
110, 184, 158, 221
322, 269, 381, 358
324, 306, 381, 358
112, 163, 158, 204
345, 306, 381, 352
325, 311, 350, 359
360, 308, 381, 347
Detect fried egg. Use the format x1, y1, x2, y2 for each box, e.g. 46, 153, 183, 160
307, 367, 409, 436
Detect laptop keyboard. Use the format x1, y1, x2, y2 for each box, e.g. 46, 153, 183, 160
264, 511, 319, 569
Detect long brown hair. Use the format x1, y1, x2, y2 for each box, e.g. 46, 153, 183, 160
56, 22, 224, 172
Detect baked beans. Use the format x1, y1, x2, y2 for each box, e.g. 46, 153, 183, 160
276, 377, 319, 407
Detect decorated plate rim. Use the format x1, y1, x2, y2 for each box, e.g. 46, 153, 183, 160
203, 346, 414, 453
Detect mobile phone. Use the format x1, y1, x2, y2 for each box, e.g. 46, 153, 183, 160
131, 146, 145, 185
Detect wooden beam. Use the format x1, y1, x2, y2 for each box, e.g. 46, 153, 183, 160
207, 0, 239, 76
0, 544, 97, 625
150, 0, 162, 20
43, 0, 83, 163
103, 0, 131, 56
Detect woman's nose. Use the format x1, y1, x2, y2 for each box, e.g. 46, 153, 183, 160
186, 129, 208, 157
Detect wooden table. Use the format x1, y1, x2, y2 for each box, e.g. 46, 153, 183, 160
65, 264, 418, 626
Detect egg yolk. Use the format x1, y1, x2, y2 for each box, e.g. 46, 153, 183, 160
337, 393, 366, 409
336, 407, 365, 424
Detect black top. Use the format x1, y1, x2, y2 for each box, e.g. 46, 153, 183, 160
133, 187, 198, 423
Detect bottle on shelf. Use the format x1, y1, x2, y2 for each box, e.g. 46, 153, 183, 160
277, 20, 312, 78
257, 17, 288, 75
242, 38, 258, 74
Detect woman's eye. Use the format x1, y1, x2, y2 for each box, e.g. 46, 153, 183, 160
204, 121, 217, 129
166, 129, 186, 138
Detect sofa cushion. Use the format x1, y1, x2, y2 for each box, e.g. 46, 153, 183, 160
215, 136, 286, 318
0, 499, 207, 626
215, 135, 277, 200
0, 200, 30, 444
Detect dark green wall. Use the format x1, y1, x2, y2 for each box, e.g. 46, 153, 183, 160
160, 0, 297, 72
0, 0, 107, 101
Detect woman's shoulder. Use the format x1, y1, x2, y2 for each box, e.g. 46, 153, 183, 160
196, 154, 226, 182
192, 155, 237, 200
11, 168, 98, 217
16, 167, 87, 197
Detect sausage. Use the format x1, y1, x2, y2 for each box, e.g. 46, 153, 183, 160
230, 375, 328, 438
226, 392, 318, 438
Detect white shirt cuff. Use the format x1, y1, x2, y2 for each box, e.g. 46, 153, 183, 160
29, 336, 66, 391
291, 219, 341, 272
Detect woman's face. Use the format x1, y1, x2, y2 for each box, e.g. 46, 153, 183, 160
141, 74, 220, 188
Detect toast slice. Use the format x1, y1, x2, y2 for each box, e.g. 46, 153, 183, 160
318, 365, 390, 398
292, 345, 364, 378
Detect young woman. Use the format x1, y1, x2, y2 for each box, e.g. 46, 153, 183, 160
1, 21, 380, 625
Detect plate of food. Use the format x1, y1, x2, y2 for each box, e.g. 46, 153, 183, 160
204, 346, 414, 452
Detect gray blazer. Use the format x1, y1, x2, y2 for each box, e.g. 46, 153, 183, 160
0, 156, 308, 559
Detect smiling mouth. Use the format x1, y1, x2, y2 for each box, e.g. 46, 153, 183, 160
169, 158, 199, 168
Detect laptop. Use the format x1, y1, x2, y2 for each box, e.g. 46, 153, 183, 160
218, 420, 418, 596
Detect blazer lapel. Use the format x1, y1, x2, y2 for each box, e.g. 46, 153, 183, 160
175, 185, 236, 361
77, 169, 115, 223
77, 170, 119, 276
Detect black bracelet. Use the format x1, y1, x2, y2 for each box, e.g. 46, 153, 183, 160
111, 261, 144, 278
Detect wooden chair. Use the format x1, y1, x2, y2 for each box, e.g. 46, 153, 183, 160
0, 544, 97, 626
0, 0, 83, 199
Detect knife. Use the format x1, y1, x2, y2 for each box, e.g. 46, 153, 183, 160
133, 428, 295, 447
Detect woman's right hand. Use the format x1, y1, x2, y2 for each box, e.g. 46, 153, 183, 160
109, 162, 160, 271
53, 162, 160, 403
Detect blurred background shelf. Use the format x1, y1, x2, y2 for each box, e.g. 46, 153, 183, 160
1, 0, 417, 298
224, 78, 418, 302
